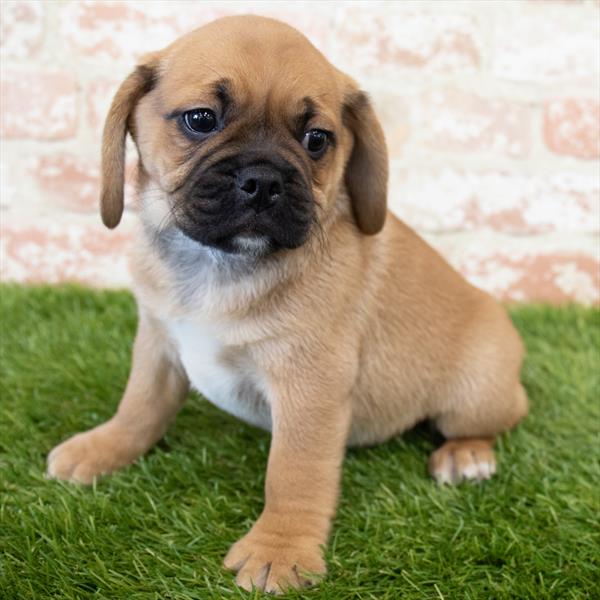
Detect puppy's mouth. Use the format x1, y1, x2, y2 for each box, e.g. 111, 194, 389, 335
173, 154, 315, 256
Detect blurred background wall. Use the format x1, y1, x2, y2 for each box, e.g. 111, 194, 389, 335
1, 0, 599, 303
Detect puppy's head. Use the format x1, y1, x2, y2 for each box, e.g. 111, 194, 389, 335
101, 15, 388, 256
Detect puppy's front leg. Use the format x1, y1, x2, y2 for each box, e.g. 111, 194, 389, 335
225, 375, 351, 593
47, 312, 189, 484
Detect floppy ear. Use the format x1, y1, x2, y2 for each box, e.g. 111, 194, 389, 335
100, 56, 158, 228
343, 91, 389, 235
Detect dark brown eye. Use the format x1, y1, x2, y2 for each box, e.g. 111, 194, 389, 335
182, 109, 217, 134
302, 129, 329, 159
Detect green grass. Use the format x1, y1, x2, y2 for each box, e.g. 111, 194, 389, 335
1, 285, 598, 600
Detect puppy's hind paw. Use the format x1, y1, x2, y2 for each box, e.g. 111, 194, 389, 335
429, 438, 496, 485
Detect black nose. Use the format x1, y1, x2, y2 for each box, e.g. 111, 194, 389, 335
237, 165, 284, 212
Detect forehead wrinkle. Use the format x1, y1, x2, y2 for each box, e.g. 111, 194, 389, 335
302, 96, 316, 121
213, 78, 232, 112
289, 97, 316, 136
160, 86, 224, 116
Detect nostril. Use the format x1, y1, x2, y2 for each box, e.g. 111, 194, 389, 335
268, 181, 282, 198
237, 166, 284, 208
241, 178, 258, 195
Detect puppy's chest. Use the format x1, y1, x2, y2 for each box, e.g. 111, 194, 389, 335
166, 319, 271, 430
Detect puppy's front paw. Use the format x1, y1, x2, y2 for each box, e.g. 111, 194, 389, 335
429, 438, 496, 485
224, 523, 326, 594
47, 421, 140, 484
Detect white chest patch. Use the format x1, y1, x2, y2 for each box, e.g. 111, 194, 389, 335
167, 319, 272, 431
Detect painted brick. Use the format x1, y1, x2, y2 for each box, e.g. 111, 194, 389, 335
0, 70, 78, 140
0, 0, 44, 59
0, 154, 19, 212
0, 219, 134, 287
390, 168, 600, 234
544, 99, 600, 159
487, 252, 599, 304
429, 234, 599, 303
455, 249, 599, 304
371, 93, 411, 159
28, 155, 100, 212
172, 2, 336, 55
27, 154, 138, 212
333, 8, 480, 76
492, 5, 600, 84
59, 1, 338, 66
58, 1, 181, 63
86, 78, 125, 141
415, 89, 532, 158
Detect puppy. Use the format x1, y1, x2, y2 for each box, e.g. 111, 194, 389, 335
47, 15, 528, 593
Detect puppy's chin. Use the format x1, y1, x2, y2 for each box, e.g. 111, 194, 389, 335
182, 229, 275, 258
231, 235, 272, 257
175, 216, 311, 258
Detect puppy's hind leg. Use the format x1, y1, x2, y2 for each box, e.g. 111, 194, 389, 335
47, 312, 189, 484
428, 303, 529, 485
429, 382, 528, 486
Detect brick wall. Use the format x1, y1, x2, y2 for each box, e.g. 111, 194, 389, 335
1, 0, 599, 303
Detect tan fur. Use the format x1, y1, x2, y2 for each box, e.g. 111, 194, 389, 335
47, 16, 528, 594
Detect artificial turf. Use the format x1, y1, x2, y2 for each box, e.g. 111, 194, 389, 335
0, 284, 598, 599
